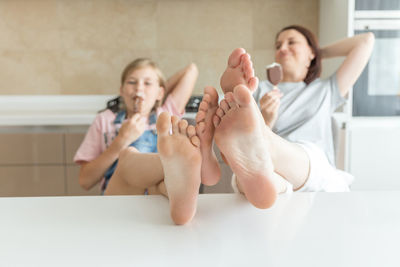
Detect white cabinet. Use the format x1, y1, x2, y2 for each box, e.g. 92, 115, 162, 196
320, 0, 400, 190
347, 118, 400, 190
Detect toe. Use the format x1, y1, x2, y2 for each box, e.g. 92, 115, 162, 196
233, 85, 252, 107
196, 122, 205, 135
198, 100, 209, 112
213, 115, 221, 127
228, 48, 246, 68
220, 99, 230, 114
187, 125, 196, 138
242, 57, 253, 80
203, 86, 219, 106
195, 110, 206, 123
190, 136, 200, 147
216, 107, 225, 118
156, 112, 171, 136
224, 92, 237, 109
178, 119, 188, 134
171, 115, 180, 134
248, 77, 259, 92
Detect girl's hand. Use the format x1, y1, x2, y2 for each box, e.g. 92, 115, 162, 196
260, 88, 283, 128
116, 113, 146, 147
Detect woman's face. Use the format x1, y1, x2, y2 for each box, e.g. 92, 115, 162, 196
275, 29, 315, 78
120, 66, 164, 117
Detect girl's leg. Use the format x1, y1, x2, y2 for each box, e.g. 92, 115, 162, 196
147, 181, 168, 197
105, 148, 164, 195
156, 113, 202, 225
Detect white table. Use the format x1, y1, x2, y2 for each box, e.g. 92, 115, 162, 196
1, 192, 399, 267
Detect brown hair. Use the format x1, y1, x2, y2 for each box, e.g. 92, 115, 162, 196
119, 58, 167, 111
276, 25, 321, 84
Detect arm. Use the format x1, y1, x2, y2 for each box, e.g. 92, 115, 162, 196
260, 89, 283, 129
78, 138, 128, 190
166, 63, 199, 113
320, 32, 375, 97
78, 114, 145, 190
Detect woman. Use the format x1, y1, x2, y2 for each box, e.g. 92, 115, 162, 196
254, 25, 374, 192
214, 25, 374, 208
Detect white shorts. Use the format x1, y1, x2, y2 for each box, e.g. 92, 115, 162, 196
230, 141, 353, 193
296, 141, 353, 192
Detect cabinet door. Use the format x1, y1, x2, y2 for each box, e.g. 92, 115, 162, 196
65, 133, 86, 164
348, 125, 400, 190
0, 166, 65, 196
0, 133, 64, 164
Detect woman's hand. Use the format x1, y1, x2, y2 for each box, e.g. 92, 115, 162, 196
116, 113, 146, 147
260, 88, 283, 128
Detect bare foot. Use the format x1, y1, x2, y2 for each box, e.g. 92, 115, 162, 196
156, 112, 202, 225
213, 85, 277, 209
195, 86, 221, 186
220, 48, 259, 94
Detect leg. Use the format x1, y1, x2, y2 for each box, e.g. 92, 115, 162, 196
220, 48, 259, 94
157, 112, 202, 225
195, 86, 221, 186
214, 85, 310, 208
147, 181, 168, 197
105, 148, 164, 195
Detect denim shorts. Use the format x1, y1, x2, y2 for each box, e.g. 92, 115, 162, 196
103, 129, 158, 190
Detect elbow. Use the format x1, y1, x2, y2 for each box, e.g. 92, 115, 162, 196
78, 172, 92, 191
187, 63, 199, 76
364, 32, 375, 47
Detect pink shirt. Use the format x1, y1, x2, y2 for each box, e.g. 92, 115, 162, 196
74, 95, 183, 163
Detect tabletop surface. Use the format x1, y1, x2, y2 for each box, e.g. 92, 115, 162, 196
1, 192, 399, 267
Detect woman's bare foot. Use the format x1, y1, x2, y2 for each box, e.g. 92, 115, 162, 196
156, 112, 202, 225
220, 48, 259, 93
213, 85, 277, 209
195, 86, 221, 186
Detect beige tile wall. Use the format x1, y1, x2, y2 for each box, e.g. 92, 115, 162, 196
0, 0, 318, 96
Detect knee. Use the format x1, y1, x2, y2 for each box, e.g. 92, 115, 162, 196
114, 147, 143, 188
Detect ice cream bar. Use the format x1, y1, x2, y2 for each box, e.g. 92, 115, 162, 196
266, 63, 283, 86
132, 97, 143, 114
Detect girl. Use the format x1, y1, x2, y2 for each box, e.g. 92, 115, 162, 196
74, 58, 198, 195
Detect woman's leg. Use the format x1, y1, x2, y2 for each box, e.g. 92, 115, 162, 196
213, 85, 310, 208
218, 48, 310, 191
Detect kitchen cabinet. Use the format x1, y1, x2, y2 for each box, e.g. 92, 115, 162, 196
0, 129, 100, 197
320, 0, 400, 190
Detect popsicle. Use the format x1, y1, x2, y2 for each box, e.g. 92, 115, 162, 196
266, 62, 283, 89
132, 96, 144, 114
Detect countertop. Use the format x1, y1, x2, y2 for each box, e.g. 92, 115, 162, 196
0, 95, 196, 126
1, 192, 399, 266
0, 95, 399, 127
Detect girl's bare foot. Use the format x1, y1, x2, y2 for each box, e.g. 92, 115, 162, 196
220, 48, 259, 93
195, 86, 221, 186
213, 85, 277, 209
156, 112, 202, 225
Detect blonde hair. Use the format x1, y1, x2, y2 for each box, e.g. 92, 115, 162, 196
120, 58, 167, 111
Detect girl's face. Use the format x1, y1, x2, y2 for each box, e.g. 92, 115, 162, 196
120, 66, 164, 117
275, 29, 315, 79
